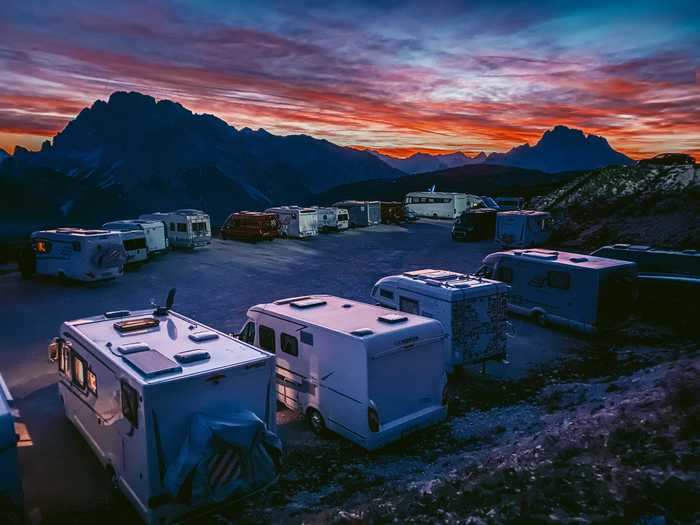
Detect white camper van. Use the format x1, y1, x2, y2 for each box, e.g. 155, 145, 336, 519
29, 228, 127, 282
331, 201, 381, 227
240, 295, 448, 450
496, 210, 552, 248
478, 249, 637, 333
103, 219, 169, 255
48, 293, 281, 524
372, 269, 510, 368
140, 210, 211, 249
405, 192, 482, 219
103, 222, 148, 265
313, 207, 349, 231
265, 206, 318, 238
0, 373, 23, 521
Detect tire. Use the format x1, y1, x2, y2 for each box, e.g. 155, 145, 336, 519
307, 408, 326, 435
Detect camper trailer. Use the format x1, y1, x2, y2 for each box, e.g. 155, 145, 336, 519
221, 211, 280, 242
477, 249, 637, 334
264, 206, 318, 238
331, 201, 381, 227
240, 295, 448, 450
372, 270, 509, 368
494, 197, 524, 211
0, 373, 23, 522
452, 208, 497, 241
103, 222, 148, 265
404, 192, 482, 219
103, 220, 168, 255
313, 207, 349, 232
380, 202, 406, 224
139, 210, 211, 249
28, 228, 127, 282
496, 210, 552, 248
48, 296, 281, 524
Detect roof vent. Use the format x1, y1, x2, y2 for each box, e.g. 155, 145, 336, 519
290, 298, 327, 309
116, 342, 151, 355
351, 328, 374, 337
274, 296, 310, 305
521, 250, 558, 260
174, 350, 211, 364
378, 314, 408, 324
569, 256, 588, 263
114, 317, 160, 333
188, 330, 219, 342
104, 310, 130, 319
342, 304, 353, 308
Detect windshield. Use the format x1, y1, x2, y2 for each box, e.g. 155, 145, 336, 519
482, 197, 498, 208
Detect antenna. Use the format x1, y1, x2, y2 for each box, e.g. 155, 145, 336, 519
153, 288, 176, 316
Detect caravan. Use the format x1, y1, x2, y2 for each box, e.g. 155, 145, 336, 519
496, 210, 552, 248
372, 270, 509, 368
48, 293, 280, 524
478, 249, 637, 334
331, 201, 381, 227
264, 206, 318, 238
103, 222, 148, 265
103, 220, 168, 255
28, 228, 127, 282
239, 295, 448, 450
313, 207, 349, 232
139, 210, 211, 249
405, 192, 482, 219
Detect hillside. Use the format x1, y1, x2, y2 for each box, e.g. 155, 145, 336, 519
372, 151, 487, 174
0, 91, 401, 229
532, 163, 700, 250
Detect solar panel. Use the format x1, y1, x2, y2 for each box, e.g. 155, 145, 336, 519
123, 350, 182, 378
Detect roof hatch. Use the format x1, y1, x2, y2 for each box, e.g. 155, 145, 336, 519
116, 342, 151, 355
351, 328, 374, 337
290, 298, 327, 309
123, 350, 182, 378
378, 314, 408, 324
188, 330, 219, 342
174, 350, 211, 364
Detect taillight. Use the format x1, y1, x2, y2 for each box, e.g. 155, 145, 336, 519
368, 406, 380, 432
442, 384, 450, 406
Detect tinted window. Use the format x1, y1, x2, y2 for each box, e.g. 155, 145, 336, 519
300, 331, 313, 346
399, 296, 419, 315
496, 266, 513, 283
58, 343, 71, 376
240, 322, 255, 344
71, 351, 87, 389
121, 381, 139, 428
177, 223, 187, 233
87, 370, 97, 395
281, 333, 299, 357
123, 237, 147, 250
259, 325, 276, 353
380, 288, 394, 300
548, 271, 571, 290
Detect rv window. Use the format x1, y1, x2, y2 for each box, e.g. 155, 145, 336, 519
399, 296, 419, 315
548, 271, 571, 290
58, 344, 71, 376
71, 351, 87, 390
192, 222, 208, 234
87, 370, 97, 395
259, 325, 276, 353
121, 381, 138, 428
495, 266, 513, 283
177, 223, 187, 233
34, 240, 51, 253
281, 333, 299, 357
170, 223, 175, 231
240, 322, 255, 344
380, 288, 395, 300
300, 331, 314, 346
124, 237, 147, 251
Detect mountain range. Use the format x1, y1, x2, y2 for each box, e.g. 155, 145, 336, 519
372, 125, 633, 174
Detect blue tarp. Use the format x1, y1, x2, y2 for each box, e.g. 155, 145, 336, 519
164, 411, 282, 506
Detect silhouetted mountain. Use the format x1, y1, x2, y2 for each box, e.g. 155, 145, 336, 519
373, 150, 486, 174
0, 91, 401, 227
486, 125, 633, 172
0, 148, 8, 163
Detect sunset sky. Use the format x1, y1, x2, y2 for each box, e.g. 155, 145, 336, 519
1, 1, 698, 158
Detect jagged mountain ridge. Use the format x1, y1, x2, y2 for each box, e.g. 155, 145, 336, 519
372, 150, 487, 174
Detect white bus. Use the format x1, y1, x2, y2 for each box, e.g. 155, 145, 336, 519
265, 206, 318, 238
405, 192, 482, 219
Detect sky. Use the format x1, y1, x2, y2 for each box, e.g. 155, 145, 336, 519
0, 0, 698, 158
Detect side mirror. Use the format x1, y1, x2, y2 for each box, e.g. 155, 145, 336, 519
48, 338, 61, 363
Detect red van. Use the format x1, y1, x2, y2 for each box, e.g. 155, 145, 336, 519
221, 212, 280, 242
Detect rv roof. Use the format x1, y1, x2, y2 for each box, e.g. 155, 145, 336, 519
36, 228, 114, 237
383, 269, 507, 293
495, 249, 635, 270
497, 210, 549, 217
63, 309, 270, 385
407, 191, 466, 197
174, 209, 207, 216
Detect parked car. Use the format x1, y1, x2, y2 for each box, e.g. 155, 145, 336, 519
496, 210, 552, 248
380, 201, 406, 224
221, 211, 280, 242
452, 208, 497, 241
404, 206, 419, 222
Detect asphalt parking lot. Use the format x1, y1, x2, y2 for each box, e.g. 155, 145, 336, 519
0, 219, 588, 522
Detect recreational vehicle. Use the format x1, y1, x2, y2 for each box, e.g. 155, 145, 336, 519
452, 208, 497, 241
221, 211, 280, 242
380, 202, 406, 224
372, 270, 509, 368
0, 373, 23, 522
404, 192, 482, 219
494, 197, 524, 211
49, 293, 281, 524
139, 210, 211, 249
331, 201, 381, 227
28, 228, 127, 282
477, 249, 637, 334
103, 220, 168, 255
496, 210, 552, 248
264, 206, 318, 238
240, 295, 448, 450
313, 207, 349, 232
103, 222, 148, 265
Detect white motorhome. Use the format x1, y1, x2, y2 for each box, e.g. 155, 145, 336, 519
239, 295, 448, 450
103, 222, 148, 265
496, 210, 552, 248
372, 269, 510, 368
48, 294, 280, 524
264, 206, 318, 238
477, 249, 637, 333
29, 228, 127, 282
103, 219, 169, 255
139, 210, 211, 249
405, 192, 482, 219
313, 207, 349, 231
0, 373, 23, 521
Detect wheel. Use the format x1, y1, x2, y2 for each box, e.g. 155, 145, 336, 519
307, 408, 326, 435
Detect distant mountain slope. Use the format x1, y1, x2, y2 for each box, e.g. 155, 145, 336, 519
532, 162, 700, 249
317, 163, 579, 204
372, 150, 486, 174
486, 125, 633, 173
0, 148, 8, 164
0, 91, 401, 227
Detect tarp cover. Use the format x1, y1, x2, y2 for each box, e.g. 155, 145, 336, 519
164, 411, 282, 506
